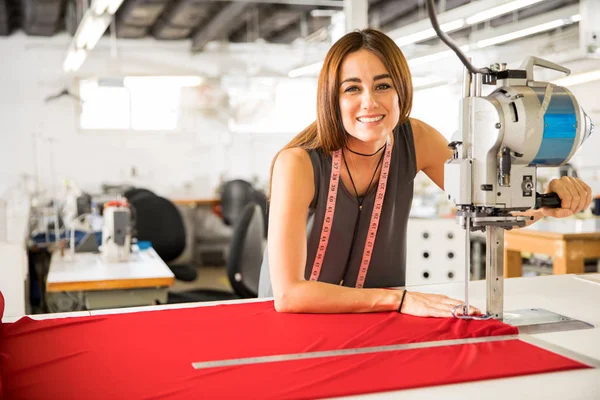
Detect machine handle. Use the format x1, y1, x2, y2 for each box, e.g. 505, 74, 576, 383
534, 192, 562, 209
519, 56, 570, 81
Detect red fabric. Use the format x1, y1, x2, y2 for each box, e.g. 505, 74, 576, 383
0, 300, 588, 400
0, 290, 4, 398
0, 291, 4, 321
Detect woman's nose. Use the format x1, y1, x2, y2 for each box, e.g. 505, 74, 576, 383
361, 91, 378, 108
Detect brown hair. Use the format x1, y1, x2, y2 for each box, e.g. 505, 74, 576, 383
268, 29, 413, 195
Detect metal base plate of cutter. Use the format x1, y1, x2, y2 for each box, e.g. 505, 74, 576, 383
503, 308, 594, 335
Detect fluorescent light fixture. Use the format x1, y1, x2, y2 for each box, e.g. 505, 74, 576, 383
391, 0, 550, 47
75, 15, 110, 49
408, 45, 471, 67
466, 0, 544, 25
123, 76, 204, 88
63, 49, 87, 72
289, 62, 323, 78
476, 14, 579, 48
551, 69, 600, 87
62, 0, 123, 72
395, 19, 466, 47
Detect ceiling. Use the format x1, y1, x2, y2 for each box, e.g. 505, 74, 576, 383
0, 0, 579, 52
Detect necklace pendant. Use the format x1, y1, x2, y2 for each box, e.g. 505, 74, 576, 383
359, 204, 363, 211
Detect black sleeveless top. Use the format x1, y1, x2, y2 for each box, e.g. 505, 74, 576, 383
258, 121, 417, 297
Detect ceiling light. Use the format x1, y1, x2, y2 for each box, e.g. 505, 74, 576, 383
63, 49, 87, 72
408, 45, 471, 67
289, 62, 323, 78
476, 14, 579, 48
75, 15, 110, 49
466, 0, 544, 25
551, 69, 600, 86
395, 19, 466, 47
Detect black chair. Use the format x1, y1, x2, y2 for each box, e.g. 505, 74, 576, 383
130, 195, 198, 282
220, 179, 268, 237
123, 187, 156, 202
123, 187, 157, 238
167, 202, 264, 303
220, 180, 256, 227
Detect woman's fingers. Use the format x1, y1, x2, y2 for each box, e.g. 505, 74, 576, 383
428, 308, 454, 318
404, 292, 481, 317
582, 181, 593, 210
571, 177, 592, 212
543, 176, 596, 217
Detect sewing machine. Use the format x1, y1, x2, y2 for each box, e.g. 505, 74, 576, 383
101, 200, 132, 262
424, 0, 595, 332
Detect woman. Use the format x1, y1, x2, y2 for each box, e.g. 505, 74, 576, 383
258, 29, 592, 316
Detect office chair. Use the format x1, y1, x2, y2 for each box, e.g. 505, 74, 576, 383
122, 187, 157, 240
123, 188, 156, 202
220, 180, 255, 227
167, 203, 264, 303
130, 195, 198, 282
220, 179, 268, 237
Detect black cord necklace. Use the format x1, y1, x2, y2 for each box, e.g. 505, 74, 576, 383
346, 142, 386, 157
342, 144, 386, 209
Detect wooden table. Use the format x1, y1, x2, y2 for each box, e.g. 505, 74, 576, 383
171, 197, 221, 207
504, 219, 600, 277
46, 248, 175, 311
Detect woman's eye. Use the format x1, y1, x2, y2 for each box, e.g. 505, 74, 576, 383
376, 83, 391, 90
344, 86, 359, 93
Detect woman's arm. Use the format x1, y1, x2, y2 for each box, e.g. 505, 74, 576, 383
411, 118, 451, 190
269, 147, 478, 316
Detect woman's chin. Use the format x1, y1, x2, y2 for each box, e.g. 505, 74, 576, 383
350, 129, 390, 143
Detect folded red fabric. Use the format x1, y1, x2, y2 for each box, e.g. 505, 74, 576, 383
1, 290, 5, 397
0, 290, 4, 321
0, 300, 588, 399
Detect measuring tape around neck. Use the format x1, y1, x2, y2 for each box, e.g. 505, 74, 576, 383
309, 136, 392, 288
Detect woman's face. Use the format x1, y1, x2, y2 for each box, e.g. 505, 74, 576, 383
338, 49, 400, 146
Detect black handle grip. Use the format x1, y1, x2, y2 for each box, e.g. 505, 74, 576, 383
534, 192, 562, 209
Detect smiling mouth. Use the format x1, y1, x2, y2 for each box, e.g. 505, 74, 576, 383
357, 115, 384, 123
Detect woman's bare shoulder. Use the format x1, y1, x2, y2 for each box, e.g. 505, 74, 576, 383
274, 147, 313, 177
272, 147, 315, 203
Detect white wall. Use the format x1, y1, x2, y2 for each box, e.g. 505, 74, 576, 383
0, 33, 313, 198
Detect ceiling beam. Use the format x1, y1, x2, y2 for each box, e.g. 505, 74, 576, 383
369, 0, 420, 29
191, 2, 251, 52
231, 7, 303, 42
192, 0, 343, 6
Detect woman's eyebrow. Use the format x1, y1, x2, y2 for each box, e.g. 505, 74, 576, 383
340, 74, 391, 85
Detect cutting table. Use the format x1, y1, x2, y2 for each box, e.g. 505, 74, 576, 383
1, 273, 599, 399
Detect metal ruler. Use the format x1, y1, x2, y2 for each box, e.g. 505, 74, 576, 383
191, 334, 600, 370
192, 334, 517, 370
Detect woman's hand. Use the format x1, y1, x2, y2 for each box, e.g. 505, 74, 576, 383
399, 291, 481, 318
542, 176, 593, 218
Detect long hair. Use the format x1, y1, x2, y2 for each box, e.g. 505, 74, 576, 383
268, 29, 413, 195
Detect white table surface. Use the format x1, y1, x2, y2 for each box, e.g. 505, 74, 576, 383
3, 274, 600, 399
46, 247, 174, 287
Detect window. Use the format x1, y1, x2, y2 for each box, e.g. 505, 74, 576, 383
78, 76, 203, 131
224, 77, 317, 134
